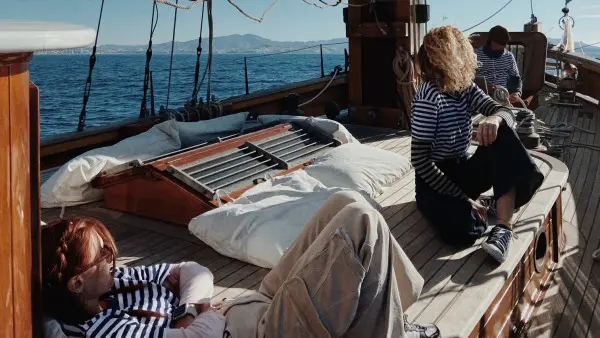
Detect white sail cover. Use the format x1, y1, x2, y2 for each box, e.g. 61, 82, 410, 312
560, 15, 575, 52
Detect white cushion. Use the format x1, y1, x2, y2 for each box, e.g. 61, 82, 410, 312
304, 143, 412, 199
188, 171, 351, 269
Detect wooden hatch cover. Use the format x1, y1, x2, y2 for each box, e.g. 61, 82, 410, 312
92, 121, 342, 225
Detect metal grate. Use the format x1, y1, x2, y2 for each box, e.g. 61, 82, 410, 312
167, 122, 339, 199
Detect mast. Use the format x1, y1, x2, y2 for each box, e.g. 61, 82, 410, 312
345, 0, 428, 129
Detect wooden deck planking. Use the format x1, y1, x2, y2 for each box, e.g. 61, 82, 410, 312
524, 97, 600, 338
40, 120, 579, 337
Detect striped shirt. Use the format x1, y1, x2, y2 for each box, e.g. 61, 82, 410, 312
61, 263, 177, 338
411, 81, 515, 199
474, 46, 522, 94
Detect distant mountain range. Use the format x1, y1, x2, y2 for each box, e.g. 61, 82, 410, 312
41, 34, 600, 57
43, 34, 349, 55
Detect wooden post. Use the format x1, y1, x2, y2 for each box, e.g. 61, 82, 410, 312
0, 52, 36, 337
0, 20, 95, 337
346, 0, 413, 128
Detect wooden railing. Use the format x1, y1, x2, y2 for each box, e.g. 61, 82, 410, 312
546, 48, 600, 103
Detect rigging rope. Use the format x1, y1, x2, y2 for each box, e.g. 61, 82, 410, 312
166, 0, 179, 109
206, 0, 214, 103
226, 0, 280, 23
298, 66, 342, 108
462, 0, 513, 33
140, 1, 159, 118
393, 45, 416, 131
191, 0, 206, 105
77, 0, 105, 131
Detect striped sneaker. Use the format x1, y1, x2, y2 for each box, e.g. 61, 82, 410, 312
481, 225, 514, 263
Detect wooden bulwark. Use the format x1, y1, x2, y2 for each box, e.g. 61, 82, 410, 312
40, 74, 349, 171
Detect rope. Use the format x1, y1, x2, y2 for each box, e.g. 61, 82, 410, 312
462, 0, 513, 32
298, 66, 341, 107
140, 1, 159, 118
225, 0, 280, 23
155, 0, 203, 10
165, 0, 179, 109
393, 45, 416, 131
77, 0, 105, 131
191, 0, 206, 105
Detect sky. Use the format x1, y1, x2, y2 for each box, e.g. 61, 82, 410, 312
1, 0, 599, 46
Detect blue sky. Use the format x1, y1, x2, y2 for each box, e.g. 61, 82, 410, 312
2, 0, 599, 45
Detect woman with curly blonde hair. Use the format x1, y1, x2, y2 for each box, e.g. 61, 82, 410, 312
411, 26, 544, 263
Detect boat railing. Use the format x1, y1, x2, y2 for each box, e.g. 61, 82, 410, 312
239, 41, 348, 95
546, 47, 600, 103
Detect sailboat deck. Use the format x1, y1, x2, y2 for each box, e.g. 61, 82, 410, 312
40, 98, 600, 337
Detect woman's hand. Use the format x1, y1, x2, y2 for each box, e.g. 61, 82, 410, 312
164, 272, 180, 294
476, 115, 503, 146
509, 92, 521, 104
468, 198, 488, 223
173, 304, 215, 329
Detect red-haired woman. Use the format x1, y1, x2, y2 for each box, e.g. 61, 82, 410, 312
42, 191, 440, 338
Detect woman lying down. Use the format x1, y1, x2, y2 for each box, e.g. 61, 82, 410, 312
42, 191, 440, 338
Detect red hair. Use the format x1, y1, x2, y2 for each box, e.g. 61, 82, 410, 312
41, 217, 117, 323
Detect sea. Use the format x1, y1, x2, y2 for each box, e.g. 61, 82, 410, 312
30, 50, 599, 139
30, 53, 345, 138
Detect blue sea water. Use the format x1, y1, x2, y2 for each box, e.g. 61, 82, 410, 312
30, 53, 345, 138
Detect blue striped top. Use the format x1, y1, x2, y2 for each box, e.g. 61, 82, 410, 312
474, 46, 522, 94
61, 264, 177, 338
411, 81, 515, 198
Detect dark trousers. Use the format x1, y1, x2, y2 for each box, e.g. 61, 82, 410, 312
415, 125, 544, 247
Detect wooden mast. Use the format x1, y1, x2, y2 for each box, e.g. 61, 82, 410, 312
345, 0, 426, 128
0, 21, 95, 337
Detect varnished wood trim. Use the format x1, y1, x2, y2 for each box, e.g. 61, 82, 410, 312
29, 81, 43, 338
0, 53, 32, 66
0, 56, 16, 338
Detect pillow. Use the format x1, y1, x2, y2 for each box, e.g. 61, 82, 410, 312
188, 171, 352, 268
303, 143, 412, 199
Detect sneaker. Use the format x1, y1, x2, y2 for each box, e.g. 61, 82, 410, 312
404, 314, 441, 338
481, 225, 514, 263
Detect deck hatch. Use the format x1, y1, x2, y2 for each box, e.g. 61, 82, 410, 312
166, 122, 339, 199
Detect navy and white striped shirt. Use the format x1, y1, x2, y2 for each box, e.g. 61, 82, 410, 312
474, 46, 522, 93
61, 263, 177, 338
411, 81, 515, 199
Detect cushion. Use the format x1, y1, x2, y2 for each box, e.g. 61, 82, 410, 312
188, 171, 352, 268
303, 143, 412, 199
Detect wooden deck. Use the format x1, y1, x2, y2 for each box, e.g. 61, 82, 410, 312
40, 98, 599, 337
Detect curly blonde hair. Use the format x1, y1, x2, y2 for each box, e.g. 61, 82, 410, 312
417, 25, 478, 93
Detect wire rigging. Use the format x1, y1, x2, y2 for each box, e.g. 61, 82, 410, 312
165, 0, 179, 109
191, 1, 206, 105
77, 0, 105, 131
461, 0, 514, 33
206, 0, 214, 103
140, 1, 159, 118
